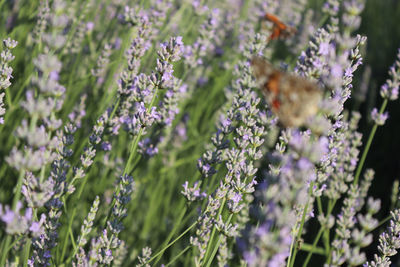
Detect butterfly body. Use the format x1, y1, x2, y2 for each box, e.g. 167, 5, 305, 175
251, 57, 322, 127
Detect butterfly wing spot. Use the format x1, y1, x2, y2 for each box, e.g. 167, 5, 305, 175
272, 99, 281, 110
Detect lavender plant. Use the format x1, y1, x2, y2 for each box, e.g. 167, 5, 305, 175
0, 0, 400, 266
0, 38, 17, 124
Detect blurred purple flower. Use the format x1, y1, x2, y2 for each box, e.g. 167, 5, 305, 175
371, 108, 388, 126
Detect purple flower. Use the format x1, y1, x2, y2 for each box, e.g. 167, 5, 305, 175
288, 131, 328, 163
86, 21, 94, 31
0, 37, 17, 123
138, 138, 159, 157
44, 250, 51, 258
243, 251, 257, 266
29, 222, 40, 234
297, 157, 313, 171
231, 192, 242, 203
0, 202, 45, 236
319, 42, 330, 55
49, 71, 59, 81
215, 46, 224, 56
197, 77, 208, 86
371, 108, 389, 126
345, 67, 354, 78
149, 107, 161, 121
380, 84, 399, 100
175, 36, 183, 46
181, 181, 207, 202
114, 38, 122, 49
1, 208, 14, 224
331, 64, 343, 78
101, 141, 112, 151
176, 123, 187, 139
137, 102, 146, 114
158, 36, 184, 62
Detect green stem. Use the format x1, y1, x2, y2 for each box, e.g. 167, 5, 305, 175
12, 171, 25, 210
103, 87, 159, 228
124, 87, 159, 175
301, 194, 327, 266
164, 245, 191, 267
0, 0, 6, 13
325, 199, 337, 263
23, 239, 32, 267
0, 171, 26, 265
353, 99, 388, 186
154, 206, 188, 265
100, 68, 158, 227
147, 221, 197, 264
0, 76, 39, 265
5, 87, 12, 109
101, 154, 136, 229
202, 197, 227, 264
70, 98, 121, 186
286, 229, 296, 267
300, 243, 325, 256
60, 208, 76, 261
97, 26, 136, 114
0, 236, 11, 266
124, 128, 144, 175
302, 228, 324, 267
60, 165, 90, 262
318, 14, 330, 28
0, 234, 24, 266
93, 0, 119, 53
374, 215, 392, 230
12, 72, 33, 107
315, 196, 331, 255
288, 181, 314, 267
204, 214, 233, 267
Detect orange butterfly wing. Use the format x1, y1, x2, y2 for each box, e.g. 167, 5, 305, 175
264, 13, 296, 40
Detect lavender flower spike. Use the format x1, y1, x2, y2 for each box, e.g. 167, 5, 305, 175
0, 37, 18, 123
380, 49, 400, 101
364, 209, 400, 267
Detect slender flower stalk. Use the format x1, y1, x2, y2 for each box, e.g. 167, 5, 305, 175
354, 48, 400, 185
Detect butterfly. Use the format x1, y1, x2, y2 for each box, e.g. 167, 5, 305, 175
251, 57, 322, 127
264, 13, 297, 41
